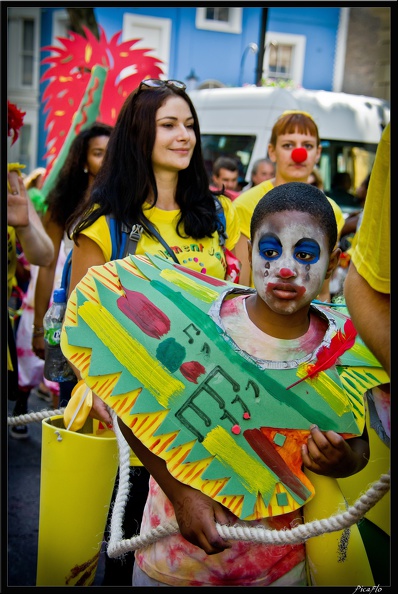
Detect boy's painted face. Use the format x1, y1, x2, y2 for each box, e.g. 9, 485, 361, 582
250, 210, 331, 314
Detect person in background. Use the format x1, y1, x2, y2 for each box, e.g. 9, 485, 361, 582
9, 168, 47, 340
32, 122, 112, 407
354, 172, 371, 207
308, 165, 324, 190
15, 182, 59, 408
210, 156, 241, 200
339, 172, 371, 250
8, 165, 54, 438
327, 171, 359, 210
233, 110, 344, 300
329, 172, 372, 299
65, 78, 241, 586
66, 182, 372, 586
241, 157, 275, 191
7, 100, 54, 438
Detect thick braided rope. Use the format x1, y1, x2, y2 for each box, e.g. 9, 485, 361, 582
107, 409, 390, 558
7, 409, 66, 426
8, 408, 389, 555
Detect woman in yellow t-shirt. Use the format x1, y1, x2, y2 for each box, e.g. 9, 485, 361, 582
66, 79, 240, 586
234, 110, 344, 300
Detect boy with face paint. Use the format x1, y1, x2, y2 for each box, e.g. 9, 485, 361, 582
63, 182, 386, 586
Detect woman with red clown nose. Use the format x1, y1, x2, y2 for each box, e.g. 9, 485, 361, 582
234, 110, 344, 300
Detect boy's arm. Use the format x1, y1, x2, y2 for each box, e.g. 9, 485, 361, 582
117, 417, 235, 555
301, 423, 369, 479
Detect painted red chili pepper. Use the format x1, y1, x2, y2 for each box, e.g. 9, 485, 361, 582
117, 289, 170, 339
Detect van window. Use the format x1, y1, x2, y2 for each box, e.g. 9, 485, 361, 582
201, 134, 256, 185
320, 139, 377, 210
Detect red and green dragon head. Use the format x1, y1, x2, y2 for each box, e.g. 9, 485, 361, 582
40, 25, 164, 178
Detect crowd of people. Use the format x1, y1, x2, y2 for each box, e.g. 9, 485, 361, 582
7, 80, 390, 588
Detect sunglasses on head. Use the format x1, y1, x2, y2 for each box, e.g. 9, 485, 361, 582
139, 79, 187, 92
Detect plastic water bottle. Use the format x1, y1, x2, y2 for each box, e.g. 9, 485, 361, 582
43, 288, 75, 382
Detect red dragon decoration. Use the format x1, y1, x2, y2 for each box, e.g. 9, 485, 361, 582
40, 25, 164, 174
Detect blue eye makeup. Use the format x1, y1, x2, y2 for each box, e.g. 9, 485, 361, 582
258, 235, 282, 261
258, 235, 320, 264
293, 239, 320, 264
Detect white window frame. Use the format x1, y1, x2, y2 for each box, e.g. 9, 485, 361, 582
196, 7, 242, 34
8, 7, 41, 94
263, 32, 306, 87
7, 7, 41, 169
122, 13, 171, 79
52, 9, 70, 43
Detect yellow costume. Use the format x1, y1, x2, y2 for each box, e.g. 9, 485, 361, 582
349, 123, 390, 294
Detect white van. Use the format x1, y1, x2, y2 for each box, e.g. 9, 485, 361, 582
189, 86, 390, 210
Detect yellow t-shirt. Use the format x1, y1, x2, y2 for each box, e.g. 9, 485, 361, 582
234, 179, 345, 241
349, 123, 390, 294
80, 196, 240, 280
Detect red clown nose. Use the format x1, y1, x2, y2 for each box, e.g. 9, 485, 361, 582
291, 147, 307, 163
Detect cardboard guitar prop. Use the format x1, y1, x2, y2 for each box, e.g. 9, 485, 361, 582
61, 254, 387, 521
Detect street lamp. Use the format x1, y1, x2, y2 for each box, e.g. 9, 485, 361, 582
238, 42, 259, 86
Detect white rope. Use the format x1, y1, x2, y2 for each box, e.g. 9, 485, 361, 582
107, 409, 390, 558
106, 408, 133, 557
7, 408, 66, 426
8, 407, 390, 556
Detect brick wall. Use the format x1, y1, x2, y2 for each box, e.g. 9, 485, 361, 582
343, 7, 390, 102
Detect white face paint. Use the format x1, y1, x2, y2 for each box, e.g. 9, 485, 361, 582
251, 211, 330, 314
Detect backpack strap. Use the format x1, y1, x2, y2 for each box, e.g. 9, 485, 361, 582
106, 214, 179, 263
213, 195, 227, 247
143, 218, 179, 263
60, 250, 72, 293
124, 223, 144, 257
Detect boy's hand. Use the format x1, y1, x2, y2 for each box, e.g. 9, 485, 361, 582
301, 424, 368, 478
89, 392, 113, 426
171, 482, 236, 555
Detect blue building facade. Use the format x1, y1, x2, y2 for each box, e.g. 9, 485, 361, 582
8, 5, 343, 171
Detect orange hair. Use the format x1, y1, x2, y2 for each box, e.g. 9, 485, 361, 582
269, 110, 320, 147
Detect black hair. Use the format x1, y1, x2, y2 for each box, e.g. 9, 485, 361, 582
331, 171, 352, 190
69, 83, 218, 241
250, 182, 337, 253
46, 122, 113, 227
